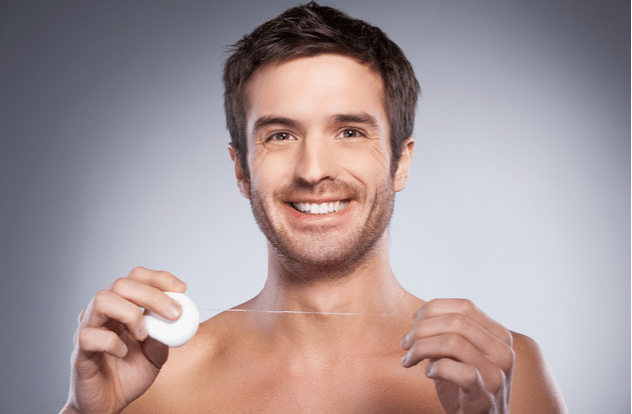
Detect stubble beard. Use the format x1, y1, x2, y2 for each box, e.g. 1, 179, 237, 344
249, 178, 395, 284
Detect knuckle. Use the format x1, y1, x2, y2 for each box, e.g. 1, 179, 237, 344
109, 277, 131, 293
104, 331, 120, 350
76, 328, 91, 349
457, 298, 475, 313
410, 323, 424, 340
418, 299, 439, 319
77, 307, 87, 324
447, 313, 466, 332
93, 289, 111, 307
499, 345, 516, 370
118, 302, 143, 325
156, 270, 172, 279
128, 266, 147, 278
158, 270, 182, 289
442, 333, 463, 350
148, 288, 168, 306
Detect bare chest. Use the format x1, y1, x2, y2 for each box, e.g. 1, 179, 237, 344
154, 354, 444, 413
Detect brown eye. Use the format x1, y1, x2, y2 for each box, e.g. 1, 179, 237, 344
339, 129, 364, 138
268, 132, 294, 141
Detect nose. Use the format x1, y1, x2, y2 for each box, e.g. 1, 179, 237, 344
294, 135, 337, 185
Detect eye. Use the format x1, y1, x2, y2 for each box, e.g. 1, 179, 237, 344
338, 129, 365, 139
267, 132, 296, 141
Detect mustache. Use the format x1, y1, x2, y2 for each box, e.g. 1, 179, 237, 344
274, 179, 361, 201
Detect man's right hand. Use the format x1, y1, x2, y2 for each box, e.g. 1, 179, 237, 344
61, 267, 187, 414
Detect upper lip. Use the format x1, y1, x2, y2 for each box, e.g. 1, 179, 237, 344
287, 197, 351, 204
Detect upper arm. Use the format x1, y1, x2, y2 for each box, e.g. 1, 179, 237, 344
510, 332, 568, 414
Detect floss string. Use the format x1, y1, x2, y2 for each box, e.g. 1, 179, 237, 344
198, 308, 412, 317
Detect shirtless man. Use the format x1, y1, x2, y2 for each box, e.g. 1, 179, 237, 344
61, 3, 567, 413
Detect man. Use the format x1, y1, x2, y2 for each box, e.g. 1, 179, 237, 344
61, 3, 567, 413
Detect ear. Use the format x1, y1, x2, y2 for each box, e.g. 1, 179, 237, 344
393, 137, 414, 192
228, 143, 251, 199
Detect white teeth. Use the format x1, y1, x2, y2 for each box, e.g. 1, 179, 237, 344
292, 201, 349, 215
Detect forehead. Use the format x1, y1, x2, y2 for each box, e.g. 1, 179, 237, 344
244, 54, 387, 133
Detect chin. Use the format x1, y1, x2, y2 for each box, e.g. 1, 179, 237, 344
270, 233, 381, 282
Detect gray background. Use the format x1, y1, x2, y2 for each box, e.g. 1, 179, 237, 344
0, 0, 629, 413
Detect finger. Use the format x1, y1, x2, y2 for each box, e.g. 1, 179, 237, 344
401, 313, 514, 370
401, 333, 505, 392
413, 299, 512, 346
83, 290, 149, 341
78, 307, 87, 324
425, 358, 496, 407
109, 277, 183, 321
402, 333, 483, 368
127, 266, 187, 293
76, 326, 128, 358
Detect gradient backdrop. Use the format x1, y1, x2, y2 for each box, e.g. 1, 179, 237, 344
1, 1, 629, 413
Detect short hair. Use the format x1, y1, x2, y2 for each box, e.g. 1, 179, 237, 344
223, 1, 420, 178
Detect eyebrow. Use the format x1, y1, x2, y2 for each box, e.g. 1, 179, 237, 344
330, 113, 380, 130
252, 116, 300, 137
251, 112, 381, 137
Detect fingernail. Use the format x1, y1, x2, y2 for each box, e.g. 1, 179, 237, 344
400, 335, 409, 348
173, 280, 187, 291
425, 361, 437, 377
139, 321, 148, 339
118, 343, 128, 358
169, 302, 182, 319
401, 353, 409, 366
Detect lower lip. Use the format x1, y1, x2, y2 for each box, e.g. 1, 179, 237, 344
283, 201, 355, 224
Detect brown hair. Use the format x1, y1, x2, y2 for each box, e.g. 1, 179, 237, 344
223, 1, 420, 177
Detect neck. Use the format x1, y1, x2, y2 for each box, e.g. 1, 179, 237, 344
244, 233, 421, 351
261, 233, 407, 313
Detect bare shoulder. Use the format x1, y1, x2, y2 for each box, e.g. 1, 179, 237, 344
123, 311, 244, 413
510, 331, 568, 414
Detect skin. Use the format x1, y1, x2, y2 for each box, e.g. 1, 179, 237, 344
61, 55, 568, 414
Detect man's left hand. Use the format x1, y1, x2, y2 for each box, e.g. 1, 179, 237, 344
401, 299, 515, 414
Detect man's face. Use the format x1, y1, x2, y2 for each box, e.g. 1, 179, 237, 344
232, 54, 412, 277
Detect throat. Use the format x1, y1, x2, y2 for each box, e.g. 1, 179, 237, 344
260, 249, 410, 320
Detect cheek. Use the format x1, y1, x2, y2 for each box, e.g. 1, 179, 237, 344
369, 144, 390, 170
249, 150, 292, 193
339, 142, 390, 182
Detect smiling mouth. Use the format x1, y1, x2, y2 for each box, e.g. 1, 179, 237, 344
291, 201, 350, 215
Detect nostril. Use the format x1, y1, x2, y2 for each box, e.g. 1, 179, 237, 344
295, 142, 337, 184
295, 161, 335, 184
